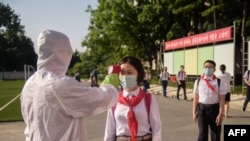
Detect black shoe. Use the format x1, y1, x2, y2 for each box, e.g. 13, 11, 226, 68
243, 106, 246, 112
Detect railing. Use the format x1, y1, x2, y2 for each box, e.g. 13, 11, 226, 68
0, 71, 35, 80
170, 75, 200, 83
186, 76, 200, 83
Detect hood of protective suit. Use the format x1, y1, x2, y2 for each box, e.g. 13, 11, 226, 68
36, 29, 73, 76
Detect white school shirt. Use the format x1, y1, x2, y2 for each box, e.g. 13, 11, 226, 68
160, 71, 169, 81
176, 70, 186, 81
243, 70, 250, 81
193, 75, 227, 104
104, 87, 162, 141
217, 71, 231, 93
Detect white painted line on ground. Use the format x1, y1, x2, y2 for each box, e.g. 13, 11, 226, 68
0, 93, 20, 111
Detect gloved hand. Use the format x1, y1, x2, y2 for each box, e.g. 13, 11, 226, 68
101, 74, 119, 87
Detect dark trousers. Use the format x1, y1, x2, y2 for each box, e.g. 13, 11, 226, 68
161, 80, 168, 96
176, 80, 187, 100
197, 103, 221, 141
243, 85, 250, 110
91, 77, 98, 87
142, 80, 148, 92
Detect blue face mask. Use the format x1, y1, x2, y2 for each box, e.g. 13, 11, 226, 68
119, 75, 137, 89
204, 68, 214, 77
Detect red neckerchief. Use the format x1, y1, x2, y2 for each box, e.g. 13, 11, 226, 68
118, 89, 145, 141
201, 74, 216, 92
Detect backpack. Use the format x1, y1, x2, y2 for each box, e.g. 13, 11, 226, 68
112, 91, 151, 119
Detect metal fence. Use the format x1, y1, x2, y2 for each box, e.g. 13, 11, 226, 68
0, 71, 34, 80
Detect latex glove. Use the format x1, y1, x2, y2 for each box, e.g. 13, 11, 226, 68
101, 74, 119, 87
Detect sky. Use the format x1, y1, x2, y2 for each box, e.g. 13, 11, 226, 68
1, 0, 97, 52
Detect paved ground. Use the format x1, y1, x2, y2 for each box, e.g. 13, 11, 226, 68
149, 84, 247, 110
0, 83, 249, 141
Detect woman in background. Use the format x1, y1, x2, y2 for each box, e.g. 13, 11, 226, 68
159, 67, 170, 97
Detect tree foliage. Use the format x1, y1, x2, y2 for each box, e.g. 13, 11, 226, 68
0, 3, 37, 71
81, 0, 249, 75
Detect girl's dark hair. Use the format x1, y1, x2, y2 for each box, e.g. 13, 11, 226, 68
120, 56, 145, 85
220, 64, 226, 74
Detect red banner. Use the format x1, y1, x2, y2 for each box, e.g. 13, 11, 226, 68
164, 27, 232, 51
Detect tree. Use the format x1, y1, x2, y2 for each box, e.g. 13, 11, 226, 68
240, 0, 249, 38
69, 49, 81, 69
82, 0, 173, 71
0, 3, 37, 72
80, 0, 250, 76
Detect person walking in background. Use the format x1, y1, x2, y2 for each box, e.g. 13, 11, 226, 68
243, 69, 250, 112
192, 60, 226, 141
217, 64, 232, 117
176, 65, 187, 100
20, 29, 119, 141
91, 66, 98, 87
159, 67, 170, 97
74, 71, 81, 82
104, 56, 162, 141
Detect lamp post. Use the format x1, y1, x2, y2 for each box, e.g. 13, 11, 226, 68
155, 39, 164, 72
204, 0, 217, 29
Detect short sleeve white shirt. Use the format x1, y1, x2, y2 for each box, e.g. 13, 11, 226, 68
193, 76, 227, 104
217, 72, 231, 93
160, 71, 169, 80
243, 70, 250, 81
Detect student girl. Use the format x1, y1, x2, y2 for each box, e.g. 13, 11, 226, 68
104, 56, 162, 141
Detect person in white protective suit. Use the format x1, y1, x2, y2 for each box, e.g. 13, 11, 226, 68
20, 29, 118, 141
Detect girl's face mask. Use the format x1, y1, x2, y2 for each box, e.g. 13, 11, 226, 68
119, 75, 137, 89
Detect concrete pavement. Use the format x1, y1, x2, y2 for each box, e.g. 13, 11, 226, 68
148, 84, 248, 111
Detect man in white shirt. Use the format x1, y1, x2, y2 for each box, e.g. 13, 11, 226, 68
243, 69, 250, 112
192, 60, 226, 141
176, 65, 187, 100
20, 29, 118, 141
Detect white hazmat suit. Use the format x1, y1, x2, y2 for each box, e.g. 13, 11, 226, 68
20, 29, 118, 141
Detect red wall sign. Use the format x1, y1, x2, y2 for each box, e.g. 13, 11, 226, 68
164, 27, 232, 51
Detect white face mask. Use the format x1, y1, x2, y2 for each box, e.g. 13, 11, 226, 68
203, 68, 214, 77
119, 75, 137, 89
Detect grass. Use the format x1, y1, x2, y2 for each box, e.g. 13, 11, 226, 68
0, 80, 25, 122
